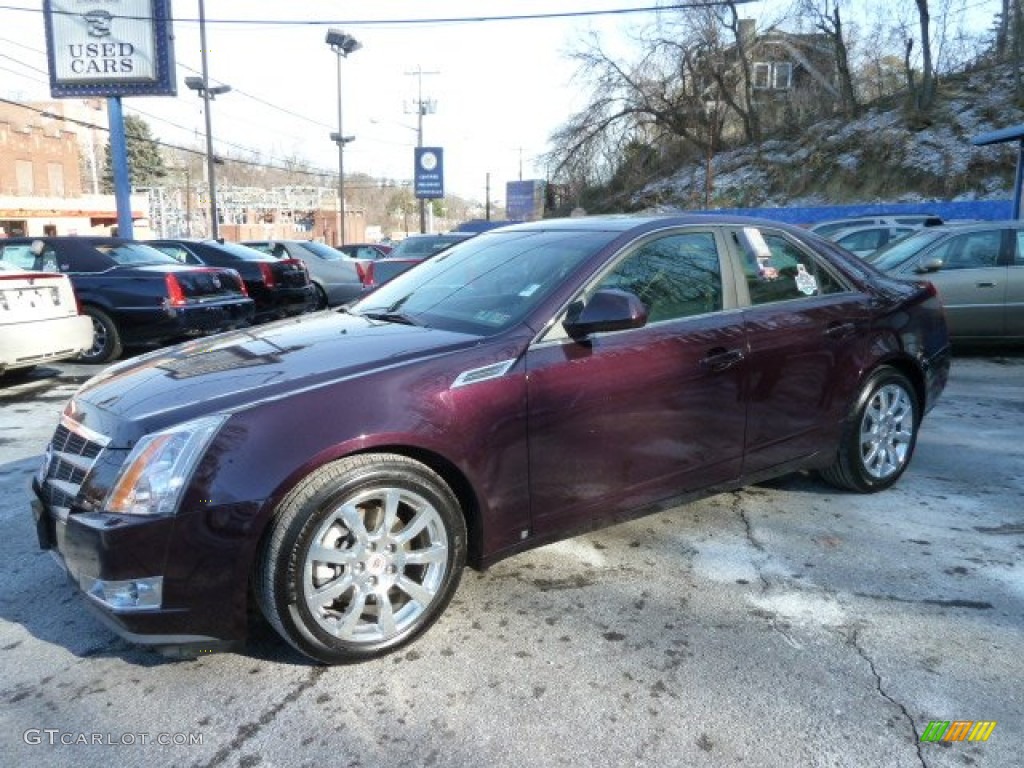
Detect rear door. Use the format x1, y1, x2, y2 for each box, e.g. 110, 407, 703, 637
726, 225, 872, 474
526, 228, 748, 534
907, 228, 1008, 339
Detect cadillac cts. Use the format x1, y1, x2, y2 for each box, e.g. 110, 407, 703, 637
31, 215, 951, 664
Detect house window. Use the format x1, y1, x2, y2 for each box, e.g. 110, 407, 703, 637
47, 163, 65, 196
753, 62, 771, 89
772, 62, 793, 89
752, 62, 793, 90
15, 159, 34, 194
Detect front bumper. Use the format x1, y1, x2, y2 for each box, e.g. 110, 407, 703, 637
31, 485, 254, 647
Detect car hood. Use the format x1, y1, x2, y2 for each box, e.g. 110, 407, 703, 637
71, 310, 492, 438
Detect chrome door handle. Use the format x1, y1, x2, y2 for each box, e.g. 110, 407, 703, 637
699, 349, 745, 372
825, 321, 857, 339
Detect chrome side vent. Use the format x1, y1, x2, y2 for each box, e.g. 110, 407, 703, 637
451, 359, 516, 389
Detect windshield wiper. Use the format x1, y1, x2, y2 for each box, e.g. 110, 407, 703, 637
360, 310, 420, 326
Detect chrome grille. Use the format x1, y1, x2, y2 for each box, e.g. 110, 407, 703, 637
39, 418, 109, 519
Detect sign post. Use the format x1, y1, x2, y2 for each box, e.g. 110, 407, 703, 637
43, 1, 178, 237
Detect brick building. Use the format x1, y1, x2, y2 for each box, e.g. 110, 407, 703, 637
0, 99, 145, 237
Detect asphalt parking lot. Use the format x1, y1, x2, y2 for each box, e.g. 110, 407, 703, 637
1, 352, 1021, 768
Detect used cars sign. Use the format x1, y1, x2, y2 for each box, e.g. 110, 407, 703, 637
43, 0, 177, 97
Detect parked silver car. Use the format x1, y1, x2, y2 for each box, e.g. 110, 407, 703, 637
865, 221, 1023, 342
828, 224, 916, 257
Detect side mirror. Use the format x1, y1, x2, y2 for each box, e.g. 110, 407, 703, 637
563, 288, 648, 339
915, 256, 943, 273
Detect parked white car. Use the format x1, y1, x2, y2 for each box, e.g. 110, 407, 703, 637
0, 262, 92, 376
808, 214, 942, 238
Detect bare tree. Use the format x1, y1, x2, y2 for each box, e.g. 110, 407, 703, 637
797, 0, 858, 115
913, 0, 938, 109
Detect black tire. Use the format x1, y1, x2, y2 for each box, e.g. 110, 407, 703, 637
1, 365, 36, 380
313, 283, 329, 310
79, 306, 123, 364
819, 367, 920, 493
255, 453, 467, 664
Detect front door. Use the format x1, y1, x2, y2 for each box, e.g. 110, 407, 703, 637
525, 229, 747, 536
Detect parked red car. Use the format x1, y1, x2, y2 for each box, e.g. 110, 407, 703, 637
31, 215, 950, 664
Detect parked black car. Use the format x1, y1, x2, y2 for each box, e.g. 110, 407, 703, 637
148, 239, 316, 322
0, 237, 254, 363
243, 239, 367, 308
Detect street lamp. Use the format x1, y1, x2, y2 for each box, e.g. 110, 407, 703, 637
326, 29, 361, 246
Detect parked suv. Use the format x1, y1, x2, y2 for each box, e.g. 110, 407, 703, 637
0, 237, 254, 363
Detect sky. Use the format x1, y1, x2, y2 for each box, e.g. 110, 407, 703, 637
0, 1, 1004, 203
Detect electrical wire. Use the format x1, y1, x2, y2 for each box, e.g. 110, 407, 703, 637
0, 2, 758, 28
0, 95, 410, 188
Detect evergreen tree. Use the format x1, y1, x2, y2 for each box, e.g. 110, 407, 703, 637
101, 115, 167, 192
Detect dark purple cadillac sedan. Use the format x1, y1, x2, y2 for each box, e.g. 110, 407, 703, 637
31, 215, 950, 664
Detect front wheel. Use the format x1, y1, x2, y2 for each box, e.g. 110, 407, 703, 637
819, 367, 920, 493
255, 454, 467, 664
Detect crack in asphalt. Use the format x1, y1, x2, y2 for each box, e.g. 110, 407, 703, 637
846, 627, 928, 768
191, 665, 327, 768
733, 493, 805, 649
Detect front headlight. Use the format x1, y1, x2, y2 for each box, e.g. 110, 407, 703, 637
104, 414, 228, 516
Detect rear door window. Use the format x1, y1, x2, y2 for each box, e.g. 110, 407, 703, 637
737, 229, 848, 305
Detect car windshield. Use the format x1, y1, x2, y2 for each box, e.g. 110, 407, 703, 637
298, 241, 344, 261
350, 229, 616, 335
95, 242, 181, 266
865, 229, 947, 271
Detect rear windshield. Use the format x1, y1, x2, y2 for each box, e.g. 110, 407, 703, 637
297, 241, 343, 261
94, 242, 180, 266
388, 235, 470, 258
206, 241, 278, 262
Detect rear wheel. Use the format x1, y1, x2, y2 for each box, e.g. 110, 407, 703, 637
313, 283, 329, 310
79, 306, 123, 364
255, 454, 467, 664
820, 367, 919, 492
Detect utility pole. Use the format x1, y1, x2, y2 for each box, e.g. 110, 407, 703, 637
405, 66, 439, 234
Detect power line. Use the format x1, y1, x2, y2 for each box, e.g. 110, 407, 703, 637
0, 3, 757, 28
0, 94, 411, 188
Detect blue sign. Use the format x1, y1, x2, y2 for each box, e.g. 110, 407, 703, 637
414, 147, 444, 199
44, 0, 177, 98
506, 180, 543, 221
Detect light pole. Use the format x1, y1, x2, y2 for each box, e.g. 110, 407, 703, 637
185, 0, 230, 240
405, 66, 438, 234
326, 29, 361, 246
